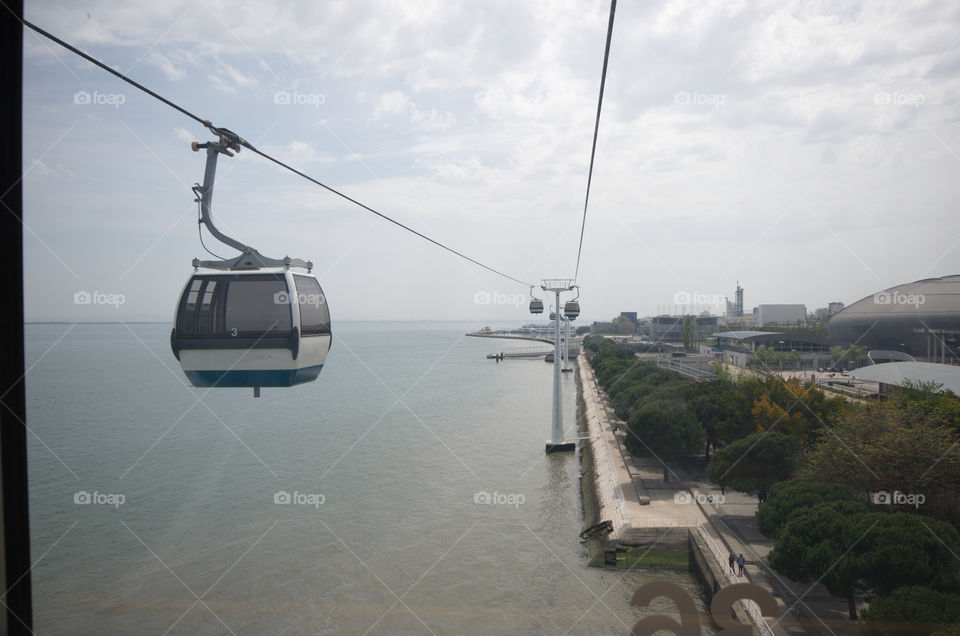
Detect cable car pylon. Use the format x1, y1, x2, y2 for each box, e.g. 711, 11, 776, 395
538, 279, 578, 453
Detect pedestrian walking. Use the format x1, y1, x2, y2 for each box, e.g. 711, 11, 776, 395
728, 553, 735, 574
737, 554, 745, 576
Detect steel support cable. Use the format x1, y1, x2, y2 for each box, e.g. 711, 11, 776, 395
23, 19, 534, 288
573, 0, 617, 283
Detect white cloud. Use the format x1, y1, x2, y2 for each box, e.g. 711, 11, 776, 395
24, 160, 77, 182
371, 90, 412, 120
371, 90, 456, 131
147, 50, 188, 81
20, 0, 960, 321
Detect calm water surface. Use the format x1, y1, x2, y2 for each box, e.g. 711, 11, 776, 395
26, 322, 709, 635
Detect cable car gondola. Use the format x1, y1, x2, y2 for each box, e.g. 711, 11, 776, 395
564, 287, 580, 320
171, 269, 331, 388
170, 128, 331, 395
529, 286, 544, 314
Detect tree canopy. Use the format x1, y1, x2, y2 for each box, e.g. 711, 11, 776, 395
706, 431, 800, 503
798, 403, 960, 529
624, 398, 704, 461
756, 479, 860, 538
769, 506, 960, 620
861, 586, 960, 636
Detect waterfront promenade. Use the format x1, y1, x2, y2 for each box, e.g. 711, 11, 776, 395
578, 352, 858, 636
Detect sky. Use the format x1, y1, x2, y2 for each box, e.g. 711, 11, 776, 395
21, 0, 960, 322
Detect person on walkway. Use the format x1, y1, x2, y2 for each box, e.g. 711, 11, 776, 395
728, 553, 735, 574
737, 554, 745, 576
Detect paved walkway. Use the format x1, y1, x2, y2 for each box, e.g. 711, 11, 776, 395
579, 360, 699, 533
579, 353, 860, 636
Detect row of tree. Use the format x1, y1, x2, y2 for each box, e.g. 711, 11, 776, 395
584, 335, 960, 630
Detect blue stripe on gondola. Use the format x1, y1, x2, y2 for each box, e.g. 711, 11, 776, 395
184, 365, 324, 388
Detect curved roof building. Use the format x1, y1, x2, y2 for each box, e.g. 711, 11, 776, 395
828, 275, 960, 362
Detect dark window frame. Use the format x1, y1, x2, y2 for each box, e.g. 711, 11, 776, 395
177, 274, 294, 339
292, 274, 331, 336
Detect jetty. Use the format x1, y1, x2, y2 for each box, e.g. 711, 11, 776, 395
468, 329, 580, 361
486, 345, 581, 361
465, 328, 554, 345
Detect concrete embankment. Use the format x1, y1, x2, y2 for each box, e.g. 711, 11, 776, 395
577, 352, 694, 552
576, 351, 799, 635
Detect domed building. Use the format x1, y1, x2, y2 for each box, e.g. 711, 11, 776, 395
828, 275, 960, 362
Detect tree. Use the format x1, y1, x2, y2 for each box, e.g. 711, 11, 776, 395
829, 344, 868, 370
751, 395, 804, 437
754, 345, 778, 372
767, 500, 870, 619
708, 375, 841, 448
847, 344, 867, 366
576, 325, 591, 335
583, 334, 605, 353
612, 384, 657, 421
756, 479, 859, 538
625, 398, 704, 481
841, 513, 960, 597
682, 316, 694, 351
888, 380, 960, 435
684, 379, 740, 459
707, 431, 800, 503
861, 586, 960, 636
789, 349, 802, 371
828, 345, 847, 371
770, 508, 960, 620
611, 314, 636, 335
799, 403, 960, 529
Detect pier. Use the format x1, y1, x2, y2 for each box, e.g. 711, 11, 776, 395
468, 329, 580, 362
486, 345, 580, 361
465, 328, 554, 344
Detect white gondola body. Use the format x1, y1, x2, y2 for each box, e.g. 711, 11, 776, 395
171, 269, 331, 388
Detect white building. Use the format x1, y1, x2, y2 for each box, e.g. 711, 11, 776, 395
758, 304, 806, 326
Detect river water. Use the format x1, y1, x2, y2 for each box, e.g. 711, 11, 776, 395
25, 321, 709, 634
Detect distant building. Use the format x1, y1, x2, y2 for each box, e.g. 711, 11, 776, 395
828, 275, 960, 361
725, 281, 745, 317
694, 316, 718, 347
718, 314, 758, 329
709, 330, 832, 369
651, 315, 684, 341
620, 311, 638, 323
849, 361, 960, 396
648, 315, 718, 344
814, 302, 845, 321
758, 304, 806, 327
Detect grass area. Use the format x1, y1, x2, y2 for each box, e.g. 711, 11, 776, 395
589, 548, 690, 570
